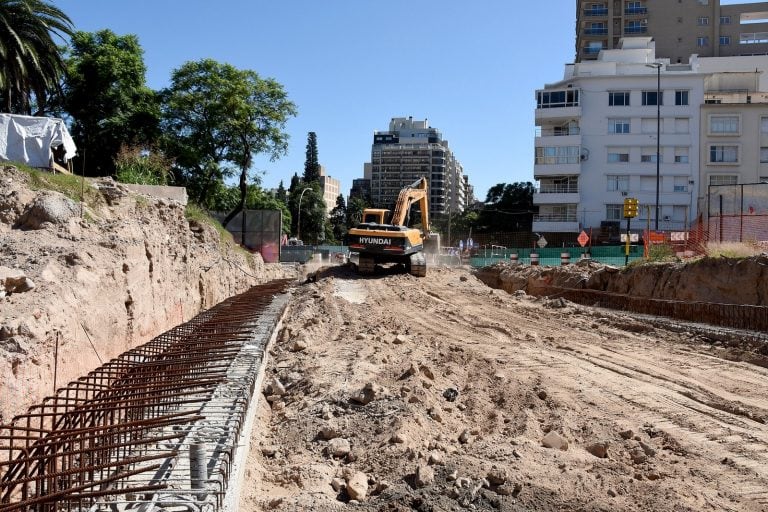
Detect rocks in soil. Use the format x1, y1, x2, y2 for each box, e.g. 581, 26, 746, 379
344, 469, 369, 501
15, 192, 79, 230
327, 438, 351, 458
619, 429, 634, 440
414, 464, 435, 488
265, 377, 286, 396
288, 339, 307, 352
586, 441, 609, 458
0, 267, 35, 295
542, 431, 569, 451
443, 387, 459, 402
350, 381, 386, 405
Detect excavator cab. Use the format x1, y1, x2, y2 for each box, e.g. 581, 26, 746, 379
361, 209, 389, 224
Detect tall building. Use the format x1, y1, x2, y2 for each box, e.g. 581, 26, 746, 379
318, 165, 340, 216
533, 37, 768, 235
368, 117, 467, 218
576, 0, 768, 64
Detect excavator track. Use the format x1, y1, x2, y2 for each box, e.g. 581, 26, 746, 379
409, 252, 427, 277
358, 254, 375, 274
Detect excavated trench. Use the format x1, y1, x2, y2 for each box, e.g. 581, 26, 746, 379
0, 279, 293, 512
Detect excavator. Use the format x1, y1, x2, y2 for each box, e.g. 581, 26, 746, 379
347, 177, 438, 277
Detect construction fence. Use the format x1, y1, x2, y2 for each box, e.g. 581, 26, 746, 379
702, 182, 768, 246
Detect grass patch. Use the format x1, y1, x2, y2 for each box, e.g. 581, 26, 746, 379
185, 203, 250, 255
705, 242, 763, 259
15, 165, 104, 208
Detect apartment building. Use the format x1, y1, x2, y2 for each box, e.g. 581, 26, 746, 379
534, 37, 768, 235
368, 117, 467, 218
576, 1, 768, 63
318, 165, 341, 216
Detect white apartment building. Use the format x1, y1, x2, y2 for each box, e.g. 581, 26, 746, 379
533, 37, 768, 234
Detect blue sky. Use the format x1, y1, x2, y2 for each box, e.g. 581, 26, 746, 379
54, 0, 755, 201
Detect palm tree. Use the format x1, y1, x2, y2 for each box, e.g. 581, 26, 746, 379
0, 0, 73, 114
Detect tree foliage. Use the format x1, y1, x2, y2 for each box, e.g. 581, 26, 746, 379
329, 194, 347, 242
477, 182, 536, 232
346, 196, 368, 228
63, 29, 159, 176
160, 59, 296, 214
288, 178, 325, 244
303, 131, 320, 183
0, 0, 73, 114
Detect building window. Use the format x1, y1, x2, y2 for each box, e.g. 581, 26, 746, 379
761, 176, 768, 183
697, 16, 709, 25
720, 35, 731, 45
535, 146, 581, 165
761, 147, 768, 163
625, 20, 647, 34
761, 117, 768, 133
709, 145, 739, 163
740, 32, 768, 44
642, 91, 662, 106
697, 36, 709, 47
675, 117, 689, 133
607, 175, 629, 191
709, 115, 739, 134
606, 204, 624, 220
641, 153, 660, 163
537, 90, 580, 108
674, 147, 689, 163
609, 118, 631, 134
710, 175, 737, 185
720, 15, 731, 24
609, 91, 630, 106
675, 90, 689, 105
607, 151, 629, 162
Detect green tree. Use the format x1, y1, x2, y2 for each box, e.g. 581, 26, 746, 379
0, 0, 73, 114
329, 194, 347, 242
303, 131, 320, 183
276, 180, 287, 204
161, 59, 297, 217
288, 178, 325, 243
62, 29, 159, 176
346, 196, 368, 228
478, 182, 536, 232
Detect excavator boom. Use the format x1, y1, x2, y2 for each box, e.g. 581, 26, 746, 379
390, 177, 430, 230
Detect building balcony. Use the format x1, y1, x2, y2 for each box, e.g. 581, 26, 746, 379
583, 8, 608, 17
583, 27, 608, 36
535, 133, 581, 148
625, 7, 647, 15
532, 215, 580, 233
582, 46, 605, 55
533, 162, 581, 177
535, 106, 582, 123
533, 191, 579, 204
624, 26, 648, 34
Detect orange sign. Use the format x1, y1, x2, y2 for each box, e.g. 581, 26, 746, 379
649, 231, 666, 244
577, 230, 590, 247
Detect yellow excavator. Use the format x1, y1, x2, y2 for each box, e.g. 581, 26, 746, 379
347, 177, 438, 277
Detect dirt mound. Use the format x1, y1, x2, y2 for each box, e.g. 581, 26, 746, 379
476, 256, 768, 306
0, 166, 294, 423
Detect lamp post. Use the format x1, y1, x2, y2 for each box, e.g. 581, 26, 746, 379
645, 62, 662, 231
296, 187, 312, 242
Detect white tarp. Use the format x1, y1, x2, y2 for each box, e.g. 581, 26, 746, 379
0, 114, 77, 168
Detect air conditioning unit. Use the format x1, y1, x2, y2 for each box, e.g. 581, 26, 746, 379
621, 191, 628, 196
663, 215, 671, 221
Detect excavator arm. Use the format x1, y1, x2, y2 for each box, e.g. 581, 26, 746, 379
390, 177, 430, 233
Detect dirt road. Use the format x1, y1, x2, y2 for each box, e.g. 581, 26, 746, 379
240, 265, 768, 511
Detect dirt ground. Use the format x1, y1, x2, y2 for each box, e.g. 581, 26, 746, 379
240, 264, 768, 511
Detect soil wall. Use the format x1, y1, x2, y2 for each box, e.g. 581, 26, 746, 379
0, 167, 294, 422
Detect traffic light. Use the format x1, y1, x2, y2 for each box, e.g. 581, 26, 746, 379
623, 198, 639, 218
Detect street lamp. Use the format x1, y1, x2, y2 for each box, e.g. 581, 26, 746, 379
296, 187, 312, 242
645, 62, 662, 231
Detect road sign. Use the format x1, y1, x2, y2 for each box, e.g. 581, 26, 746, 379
620, 233, 639, 242
537, 236, 548, 248
577, 230, 589, 247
